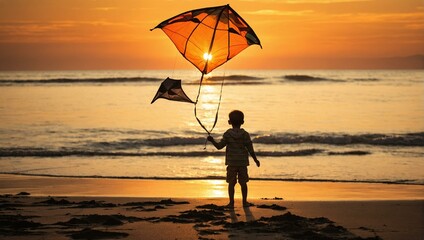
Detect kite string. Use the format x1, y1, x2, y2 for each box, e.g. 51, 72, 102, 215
194, 73, 210, 135
194, 72, 225, 149
212, 69, 225, 133
171, 49, 179, 78
193, 73, 210, 150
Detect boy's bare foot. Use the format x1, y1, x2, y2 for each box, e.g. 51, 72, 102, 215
225, 203, 234, 209
243, 202, 254, 207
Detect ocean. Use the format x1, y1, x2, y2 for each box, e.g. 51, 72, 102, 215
0, 69, 423, 184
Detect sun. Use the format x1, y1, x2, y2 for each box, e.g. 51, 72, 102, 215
203, 53, 213, 61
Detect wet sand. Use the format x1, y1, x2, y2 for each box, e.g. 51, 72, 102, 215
1, 174, 424, 200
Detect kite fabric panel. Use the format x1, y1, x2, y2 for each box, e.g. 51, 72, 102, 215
151, 77, 194, 104
151, 4, 262, 74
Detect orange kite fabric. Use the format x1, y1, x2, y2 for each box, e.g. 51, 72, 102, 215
151, 4, 262, 74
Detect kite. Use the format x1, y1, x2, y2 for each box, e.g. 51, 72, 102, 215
151, 4, 261, 134
151, 77, 194, 104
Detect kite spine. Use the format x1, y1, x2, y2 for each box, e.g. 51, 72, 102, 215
194, 6, 227, 135
226, 7, 231, 60
182, 9, 211, 56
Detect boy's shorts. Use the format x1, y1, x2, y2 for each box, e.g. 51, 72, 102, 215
226, 166, 249, 184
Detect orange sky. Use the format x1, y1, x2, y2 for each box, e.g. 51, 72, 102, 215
0, 0, 423, 70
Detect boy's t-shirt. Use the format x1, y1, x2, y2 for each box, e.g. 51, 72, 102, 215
220, 128, 252, 166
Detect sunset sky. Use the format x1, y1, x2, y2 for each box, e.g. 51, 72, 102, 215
0, 0, 423, 70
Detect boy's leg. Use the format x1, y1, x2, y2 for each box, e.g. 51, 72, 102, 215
238, 167, 252, 207
228, 182, 236, 206
240, 182, 248, 204
226, 166, 237, 207
241, 183, 254, 207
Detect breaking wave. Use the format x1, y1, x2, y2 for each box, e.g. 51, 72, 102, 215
0, 75, 269, 86
198, 81, 268, 85
185, 75, 268, 85
206, 75, 266, 81
83, 132, 424, 149
282, 75, 381, 83
0, 132, 421, 159
350, 78, 380, 82
282, 75, 345, 82
1, 172, 420, 185
0, 74, 384, 86
254, 132, 424, 146
0, 148, 326, 158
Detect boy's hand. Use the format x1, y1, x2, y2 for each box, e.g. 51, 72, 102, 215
207, 136, 214, 142
255, 160, 260, 167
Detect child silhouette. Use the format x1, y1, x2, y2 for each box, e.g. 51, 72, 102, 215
207, 110, 260, 208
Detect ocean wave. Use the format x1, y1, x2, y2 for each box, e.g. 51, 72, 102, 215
282, 75, 345, 82
350, 78, 380, 82
1, 172, 421, 185
206, 75, 266, 81
198, 81, 267, 85
142, 137, 206, 146
328, 150, 371, 155
0, 74, 384, 86
253, 132, 424, 146
77, 132, 424, 149
282, 75, 381, 83
0, 148, 325, 158
117, 132, 424, 149
94, 136, 243, 148
5, 132, 420, 153
0, 77, 162, 85
0, 75, 269, 86
184, 75, 268, 85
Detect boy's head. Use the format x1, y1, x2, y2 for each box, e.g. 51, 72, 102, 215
228, 110, 244, 127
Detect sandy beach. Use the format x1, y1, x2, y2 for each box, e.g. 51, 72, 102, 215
1, 174, 423, 240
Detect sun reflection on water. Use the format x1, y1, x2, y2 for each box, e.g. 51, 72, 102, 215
201, 157, 223, 164
196, 85, 221, 129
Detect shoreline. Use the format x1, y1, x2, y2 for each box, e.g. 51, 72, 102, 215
1, 173, 424, 200
2, 172, 423, 185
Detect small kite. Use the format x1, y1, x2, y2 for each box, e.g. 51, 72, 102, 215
151, 4, 261, 134
151, 77, 194, 104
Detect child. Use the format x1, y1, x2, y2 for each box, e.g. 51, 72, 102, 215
207, 110, 260, 208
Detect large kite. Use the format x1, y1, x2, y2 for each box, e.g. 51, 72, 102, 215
151, 4, 262, 134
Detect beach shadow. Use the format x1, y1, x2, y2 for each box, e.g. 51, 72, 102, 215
242, 206, 255, 222
228, 208, 239, 239
229, 208, 238, 223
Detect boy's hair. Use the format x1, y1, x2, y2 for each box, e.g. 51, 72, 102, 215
229, 110, 244, 126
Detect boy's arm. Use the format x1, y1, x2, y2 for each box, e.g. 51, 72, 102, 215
246, 142, 260, 167
207, 136, 226, 150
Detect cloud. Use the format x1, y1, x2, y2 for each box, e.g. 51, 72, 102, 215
240, 0, 369, 3
245, 9, 314, 16
0, 20, 140, 43
92, 7, 117, 11
284, 0, 369, 3
316, 11, 424, 24
406, 23, 424, 30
